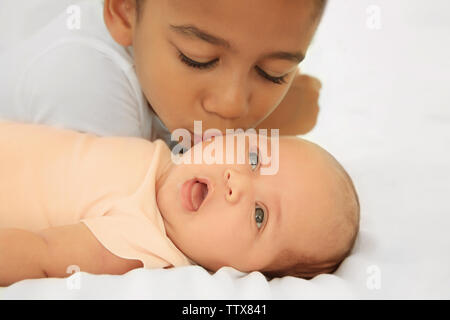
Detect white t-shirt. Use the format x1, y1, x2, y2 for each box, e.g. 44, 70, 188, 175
0, 0, 172, 143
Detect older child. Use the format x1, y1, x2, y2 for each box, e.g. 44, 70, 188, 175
0, 0, 325, 144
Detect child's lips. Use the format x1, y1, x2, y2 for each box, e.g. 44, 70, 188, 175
203, 131, 223, 141
180, 177, 211, 212
188, 130, 223, 144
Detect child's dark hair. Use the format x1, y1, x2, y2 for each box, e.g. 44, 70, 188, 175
135, 0, 148, 23
135, 0, 328, 24
315, 0, 328, 22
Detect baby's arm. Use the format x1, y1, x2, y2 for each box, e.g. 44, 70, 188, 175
0, 223, 143, 287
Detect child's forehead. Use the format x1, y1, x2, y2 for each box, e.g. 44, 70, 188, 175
163, 0, 319, 44
167, 0, 316, 16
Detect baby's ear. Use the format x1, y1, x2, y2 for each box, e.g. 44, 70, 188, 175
103, 0, 136, 47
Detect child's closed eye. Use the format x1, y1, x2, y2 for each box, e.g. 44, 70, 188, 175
177, 50, 288, 85
178, 51, 218, 70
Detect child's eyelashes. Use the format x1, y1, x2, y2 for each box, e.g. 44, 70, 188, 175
177, 50, 288, 85
255, 66, 288, 85
178, 52, 218, 70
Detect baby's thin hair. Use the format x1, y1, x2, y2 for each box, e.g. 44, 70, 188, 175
261, 152, 360, 280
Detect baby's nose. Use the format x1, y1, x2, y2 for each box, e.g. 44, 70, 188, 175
224, 169, 247, 203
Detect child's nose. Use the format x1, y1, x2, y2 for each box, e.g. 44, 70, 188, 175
202, 78, 250, 120
223, 168, 249, 203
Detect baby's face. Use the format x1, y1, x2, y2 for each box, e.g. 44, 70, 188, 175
156, 134, 348, 273
129, 0, 321, 136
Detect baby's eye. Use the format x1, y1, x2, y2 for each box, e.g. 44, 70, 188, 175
255, 205, 265, 229
249, 149, 259, 171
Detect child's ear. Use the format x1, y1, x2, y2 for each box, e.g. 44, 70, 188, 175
103, 0, 136, 47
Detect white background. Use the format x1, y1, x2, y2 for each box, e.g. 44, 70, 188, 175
300, 0, 450, 298
0, 0, 449, 299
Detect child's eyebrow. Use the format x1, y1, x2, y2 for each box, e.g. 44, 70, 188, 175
169, 24, 231, 49
169, 24, 305, 63
261, 51, 305, 64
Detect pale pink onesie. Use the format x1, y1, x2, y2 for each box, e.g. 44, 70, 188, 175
0, 120, 191, 269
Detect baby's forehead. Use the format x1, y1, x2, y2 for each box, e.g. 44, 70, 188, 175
274, 137, 344, 210
277, 137, 328, 167
202, 133, 331, 172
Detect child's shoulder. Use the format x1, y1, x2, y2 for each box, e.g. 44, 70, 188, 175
21, 0, 133, 72
0, 0, 157, 139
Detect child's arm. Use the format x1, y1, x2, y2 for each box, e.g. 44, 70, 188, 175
256, 69, 322, 135
0, 223, 143, 287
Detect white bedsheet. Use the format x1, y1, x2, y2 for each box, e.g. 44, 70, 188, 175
1, 0, 449, 299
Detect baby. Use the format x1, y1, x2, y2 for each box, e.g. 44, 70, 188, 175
0, 121, 359, 286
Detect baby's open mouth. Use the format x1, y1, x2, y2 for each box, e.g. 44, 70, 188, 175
181, 178, 209, 212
